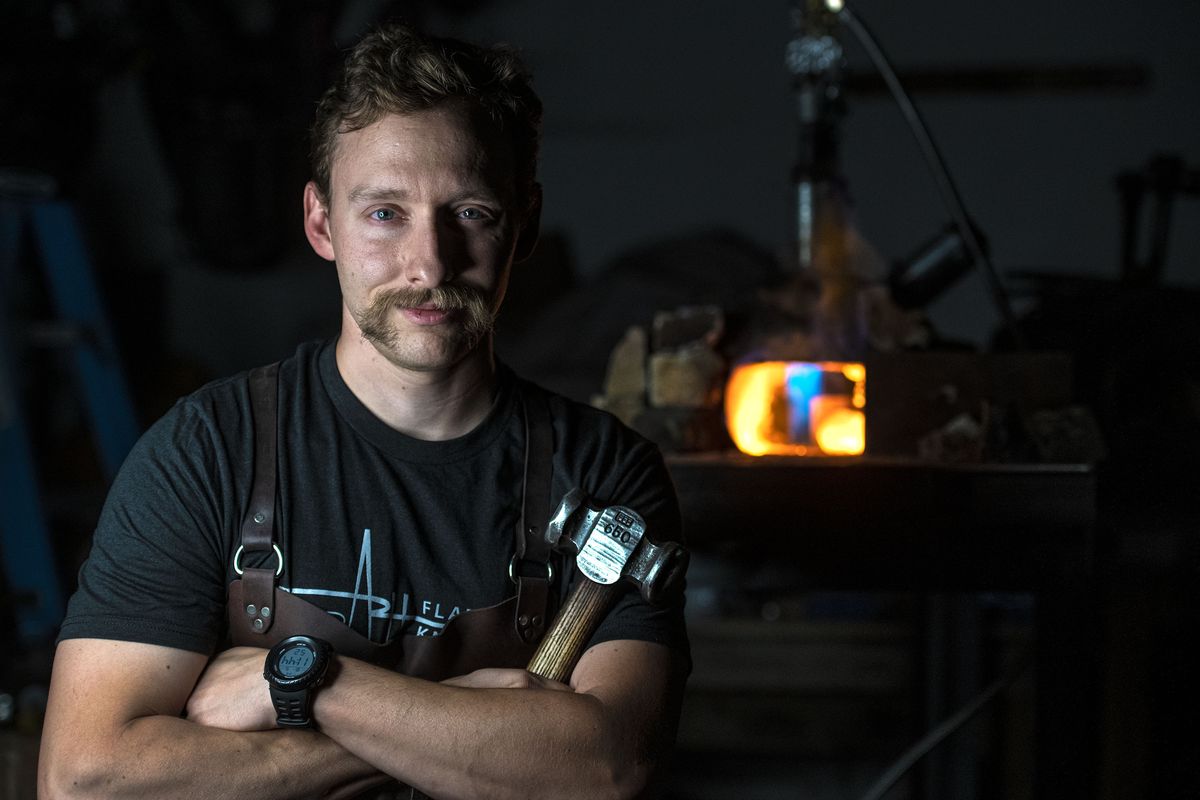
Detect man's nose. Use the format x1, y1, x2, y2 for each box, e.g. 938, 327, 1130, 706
403, 216, 454, 287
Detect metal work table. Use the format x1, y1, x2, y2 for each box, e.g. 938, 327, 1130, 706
667, 453, 1099, 800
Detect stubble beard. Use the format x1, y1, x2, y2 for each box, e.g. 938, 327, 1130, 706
355, 284, 497, 370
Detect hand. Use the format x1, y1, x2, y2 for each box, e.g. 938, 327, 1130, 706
186, 646, 276, 731
441, 667, 574, 692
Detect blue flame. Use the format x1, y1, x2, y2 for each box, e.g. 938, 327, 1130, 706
784, 363, 823, 442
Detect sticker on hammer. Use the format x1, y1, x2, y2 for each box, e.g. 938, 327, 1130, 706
576, 506, 646, 585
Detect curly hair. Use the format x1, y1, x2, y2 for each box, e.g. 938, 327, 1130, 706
310, 22, 542, 206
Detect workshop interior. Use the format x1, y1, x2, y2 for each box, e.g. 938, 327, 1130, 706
2, 1, 1198, 798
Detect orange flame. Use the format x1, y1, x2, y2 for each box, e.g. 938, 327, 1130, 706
724, 361, 866, 456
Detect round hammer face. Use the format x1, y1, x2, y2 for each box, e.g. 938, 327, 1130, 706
576, 506, 646, 585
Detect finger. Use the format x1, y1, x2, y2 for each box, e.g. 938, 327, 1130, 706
523, 673, 573, 693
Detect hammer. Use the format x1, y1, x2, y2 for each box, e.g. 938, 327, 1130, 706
526, 489, 688, 683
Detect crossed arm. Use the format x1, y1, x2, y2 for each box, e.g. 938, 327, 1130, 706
38, 636, 686, 800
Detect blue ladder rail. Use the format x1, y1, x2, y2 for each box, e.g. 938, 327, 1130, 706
1, 197, 140, 643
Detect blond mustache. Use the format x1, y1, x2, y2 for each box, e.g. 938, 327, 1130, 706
357, 284, 496, 346
378, 285, 485, 311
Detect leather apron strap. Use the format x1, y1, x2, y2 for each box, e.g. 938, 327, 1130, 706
234, 362, 281, 637
511, 382, 555, 644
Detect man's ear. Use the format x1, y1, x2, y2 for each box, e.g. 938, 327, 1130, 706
512, 182, 543, 264
303, 181, 336, 262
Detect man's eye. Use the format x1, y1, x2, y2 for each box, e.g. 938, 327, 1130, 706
457, 207, 488, 221
370, 208, 395, 221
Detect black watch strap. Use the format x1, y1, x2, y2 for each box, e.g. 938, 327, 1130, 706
270, 686, 316, 728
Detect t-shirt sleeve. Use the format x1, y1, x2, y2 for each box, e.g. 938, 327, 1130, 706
57, 398, 238, 655
559, 406, 691, 667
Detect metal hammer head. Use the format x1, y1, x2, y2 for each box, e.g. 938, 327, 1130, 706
545, 489, 688, 605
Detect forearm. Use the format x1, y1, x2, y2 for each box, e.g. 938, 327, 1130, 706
39, 713, 384, 800
315, 659, 649, 800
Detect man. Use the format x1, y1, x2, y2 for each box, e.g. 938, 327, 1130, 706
38, 21, 688, 800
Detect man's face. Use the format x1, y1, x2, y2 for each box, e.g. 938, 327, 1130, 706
304, 103, 537, 373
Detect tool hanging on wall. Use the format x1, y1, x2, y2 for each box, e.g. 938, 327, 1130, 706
1117, 153, 1199, 287
0, 170, 140, 643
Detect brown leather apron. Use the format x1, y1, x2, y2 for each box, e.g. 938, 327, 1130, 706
223, 363, 560, 797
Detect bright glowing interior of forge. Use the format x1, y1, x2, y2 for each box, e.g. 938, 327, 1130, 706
724, 361, 866, 456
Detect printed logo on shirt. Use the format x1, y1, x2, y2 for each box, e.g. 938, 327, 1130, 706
288, 527, 469, 641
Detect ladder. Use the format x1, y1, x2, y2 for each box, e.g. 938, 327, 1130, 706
0, 172, 140, 644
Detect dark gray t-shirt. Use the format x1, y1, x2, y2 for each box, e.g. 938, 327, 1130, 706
59, 340, 688, 662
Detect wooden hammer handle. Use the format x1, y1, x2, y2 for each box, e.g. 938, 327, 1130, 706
526, 579, 618, 683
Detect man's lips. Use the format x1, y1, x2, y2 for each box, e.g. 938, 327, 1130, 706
399, 306, 458, 325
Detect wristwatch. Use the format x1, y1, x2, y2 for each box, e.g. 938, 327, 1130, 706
263, 635, 333, 728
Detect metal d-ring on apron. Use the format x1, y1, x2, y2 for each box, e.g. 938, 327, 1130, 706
224, 361, 559, 680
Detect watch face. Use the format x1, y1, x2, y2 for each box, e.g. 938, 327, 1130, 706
278, 644, 316, 678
